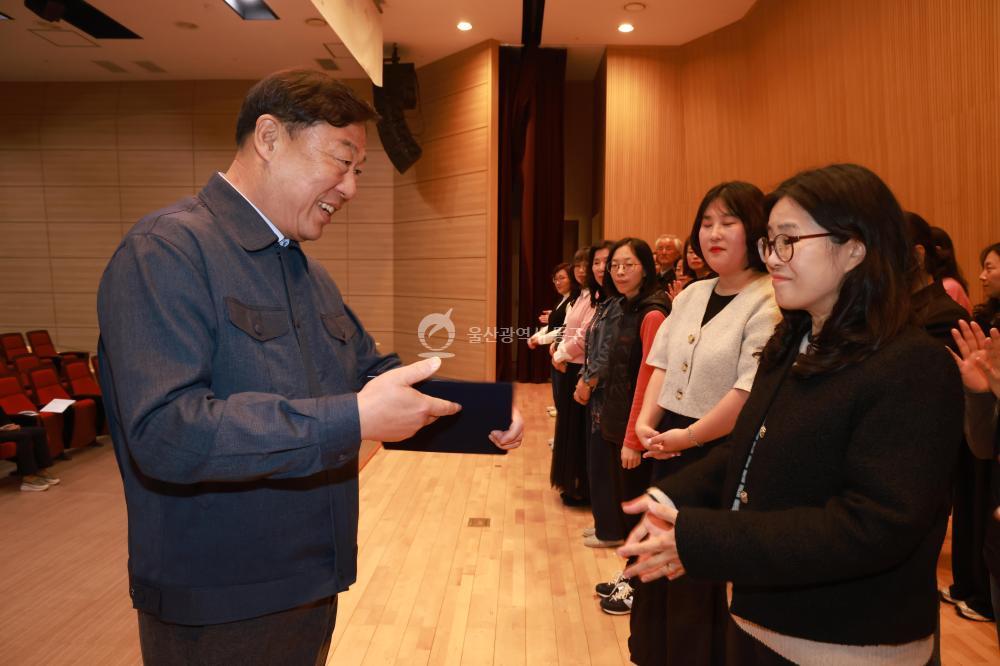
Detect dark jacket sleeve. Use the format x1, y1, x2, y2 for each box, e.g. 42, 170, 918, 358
653, 438, 735, 508
671, 342, 963, 587
98, 233, 366, 485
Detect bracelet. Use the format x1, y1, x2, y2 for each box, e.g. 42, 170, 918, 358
686, 426, 701, 448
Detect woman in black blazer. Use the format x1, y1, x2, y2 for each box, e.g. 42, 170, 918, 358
618, 164, 963, 664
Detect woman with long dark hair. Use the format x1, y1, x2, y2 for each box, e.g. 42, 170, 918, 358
574, 240, 622, 540
620, 164, 963, 664
626, 182, 779, 663
551, 245, 608, 505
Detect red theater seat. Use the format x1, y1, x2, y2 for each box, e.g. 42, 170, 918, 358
25, 330, 89, 375
65, 361, 101, 396
1, 332, 29, 368
0, 376, 64, 459
30, 368, 97, 449
12, 354, 54, 393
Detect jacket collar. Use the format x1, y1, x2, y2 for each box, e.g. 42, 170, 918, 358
197, 173, 282, 253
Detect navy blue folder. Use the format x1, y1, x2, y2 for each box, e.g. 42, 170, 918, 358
382, 380, 513, 455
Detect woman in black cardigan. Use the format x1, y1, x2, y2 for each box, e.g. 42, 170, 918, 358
619, 164, 964, 664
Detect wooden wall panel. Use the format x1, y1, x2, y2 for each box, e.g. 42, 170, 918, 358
603, 0, 1000, 300
393, 41, 499, 380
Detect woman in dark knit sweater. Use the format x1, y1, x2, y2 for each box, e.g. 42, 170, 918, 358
618, 164, 964, 664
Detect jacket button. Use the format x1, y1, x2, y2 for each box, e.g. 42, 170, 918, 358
253, 323, 262, 335
675, 389, 683, 400
739, 490, 749, 505
129, 587, 135, 598
687, 334, 695, 344
681, 361, 688, 372
758, 425, 767, 439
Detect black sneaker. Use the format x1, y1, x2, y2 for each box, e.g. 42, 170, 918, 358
599, 580, 634, 615
595, 571, 625, 598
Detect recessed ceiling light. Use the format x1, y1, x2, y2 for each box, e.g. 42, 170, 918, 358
617, 23, 635, 33
174, 21, 198, 30
305, 17, 326, 27
457, 20, 472, 31
624, 2, 646, 11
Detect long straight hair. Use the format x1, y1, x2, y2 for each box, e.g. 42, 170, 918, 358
758, 164, 913, 377
587, 241, 615, 307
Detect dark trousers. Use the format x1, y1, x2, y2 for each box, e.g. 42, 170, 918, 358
3, 426, 53, 476
588, 427, 652, 541
138, 595, 338, 666
949, 442, 993, 616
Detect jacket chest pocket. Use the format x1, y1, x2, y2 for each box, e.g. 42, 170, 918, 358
322, 312, 356, 344
226, 297, 289, 341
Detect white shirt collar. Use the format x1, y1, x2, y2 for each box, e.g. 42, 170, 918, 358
218, 172, 290, 248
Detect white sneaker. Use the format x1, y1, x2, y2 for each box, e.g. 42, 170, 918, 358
20, 477, 50, 492
582, 526, 596, 537
583, 535, 624, 548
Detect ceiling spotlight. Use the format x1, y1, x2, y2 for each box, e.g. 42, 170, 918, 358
305, 17, 326, 27
617, 22, 635, 33
457, 20, 472, 31
624, 2, 646, 11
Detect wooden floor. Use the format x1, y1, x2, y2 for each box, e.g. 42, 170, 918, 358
0, 383, 996, 664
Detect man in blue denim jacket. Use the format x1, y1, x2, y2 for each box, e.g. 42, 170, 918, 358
97, 70, 522, 665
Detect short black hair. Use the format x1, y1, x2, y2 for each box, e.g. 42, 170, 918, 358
587, 241, 615, 306
235, 69, 379, 146
689, 181, 767, 273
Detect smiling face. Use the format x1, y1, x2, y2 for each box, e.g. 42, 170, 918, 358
610, 245, 645, 298
262, 120, 367, 242
697, 198, 748, 277
981, 250, 1000, 299
764, 197, 864, 328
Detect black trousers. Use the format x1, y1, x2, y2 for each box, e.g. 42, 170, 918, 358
138, 596, 338, 666
588, 426, 652, 541
948, 442, 993, 615
3, 426, 52, 476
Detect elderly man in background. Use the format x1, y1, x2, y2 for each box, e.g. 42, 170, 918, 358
654, 233, 682, 288
98, 70, 522, 665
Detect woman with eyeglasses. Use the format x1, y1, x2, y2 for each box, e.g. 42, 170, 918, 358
587, 238, 669, 608
624, 182, 779, 664
619, 164, 963, 664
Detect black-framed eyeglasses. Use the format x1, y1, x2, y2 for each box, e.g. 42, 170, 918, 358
757, 233, 834, 263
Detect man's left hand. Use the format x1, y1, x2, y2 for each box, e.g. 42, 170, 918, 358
489, 407, 524, 450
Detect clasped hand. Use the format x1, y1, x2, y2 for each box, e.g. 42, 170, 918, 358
617, 494, 686, 582
633, 423, 683, 460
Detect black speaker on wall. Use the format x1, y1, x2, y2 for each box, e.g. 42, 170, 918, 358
374, 48, 422, 174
